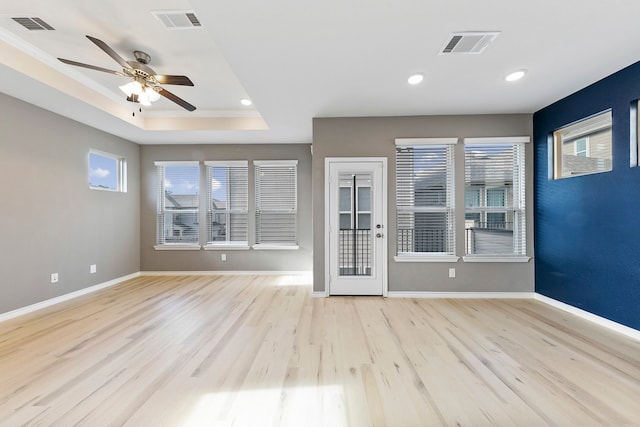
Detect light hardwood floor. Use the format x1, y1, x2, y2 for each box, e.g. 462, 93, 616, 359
0, 274, 639, 426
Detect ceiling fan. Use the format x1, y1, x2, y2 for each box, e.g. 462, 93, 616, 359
58, 35, 196, 111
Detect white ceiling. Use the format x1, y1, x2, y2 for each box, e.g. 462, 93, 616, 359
2, 0, 640, 145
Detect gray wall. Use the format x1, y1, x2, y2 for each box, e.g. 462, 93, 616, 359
312, 115, 534, 293
140, 144, 313, 272
0, 93, 140, 314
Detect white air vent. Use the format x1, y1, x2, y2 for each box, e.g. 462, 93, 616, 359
152, 11, 202, 29
439, 31, 500, 55
12, 17, 55, 31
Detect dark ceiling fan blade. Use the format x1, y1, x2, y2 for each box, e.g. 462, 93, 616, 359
158, 88, 196, 111
58, 58, 125, 76
86, 35, 130, 69
154, 75, 194, 86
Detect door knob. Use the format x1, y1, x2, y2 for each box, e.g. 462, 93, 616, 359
376, 233, 383, 238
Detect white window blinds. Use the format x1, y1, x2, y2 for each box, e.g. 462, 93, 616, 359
155, 161, 200, 246
205, 161, 248, 246
464, 137, 527, 256
395, 138, 456, 255
255, 160, 298, 246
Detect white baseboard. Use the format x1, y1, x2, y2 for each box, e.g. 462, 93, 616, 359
0, 272, 140, 324
385, 291, 638, 340
387, 291, 536, 299
3, 273, 636, 342
141, 270, 312, 276
534, 294, 640, 341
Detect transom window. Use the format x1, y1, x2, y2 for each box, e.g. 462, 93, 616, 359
89, 150, 126, 192
553, 110, 612, 178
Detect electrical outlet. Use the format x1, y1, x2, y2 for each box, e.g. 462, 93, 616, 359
221, 253, 227, 262
51, 273, 59, 283
448, 268, 456, 279
90, 264, 97, 274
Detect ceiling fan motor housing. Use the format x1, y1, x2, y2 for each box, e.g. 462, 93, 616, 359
133, 50, 151, 65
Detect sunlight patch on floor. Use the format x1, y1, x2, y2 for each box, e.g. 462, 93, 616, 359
181, 385, 346, 427
275, 272, 313, 287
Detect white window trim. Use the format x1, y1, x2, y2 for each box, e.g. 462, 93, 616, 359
204, 160, 248, 167
254, 160, 298, 166
394, 254, 460, 263
464, 136, 530, 145
252, 243, 300, 250
395, 137, 458, 146
463, 255, 531, 263
204, 243, 250, 250
154, 244, 201, 251
154, 161, 200, 166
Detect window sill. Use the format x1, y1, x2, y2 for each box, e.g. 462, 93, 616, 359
252, 244, 299, 250
394, 255, 459, 263
462, 255, 531, 263
204, 244, 250, 251
154, 245, 201, 251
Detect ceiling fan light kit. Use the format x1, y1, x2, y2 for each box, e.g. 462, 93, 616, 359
58, 35, 196, 111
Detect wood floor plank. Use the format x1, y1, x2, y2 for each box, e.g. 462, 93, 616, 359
1, 275, 639, 426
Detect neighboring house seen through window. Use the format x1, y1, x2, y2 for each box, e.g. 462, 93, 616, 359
155, 161, 200, 248
205, 161, 249, 248
464, 138, 527, 257
553, 110, 612, 178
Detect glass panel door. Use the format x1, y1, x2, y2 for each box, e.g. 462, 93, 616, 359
338, 173, 372, 276
327, 159, 386, 296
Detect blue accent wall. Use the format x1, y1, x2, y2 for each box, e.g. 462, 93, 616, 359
534, 61, 640, 330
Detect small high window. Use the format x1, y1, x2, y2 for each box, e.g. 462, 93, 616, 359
89, 150, 126, 192
553, 110, 612, 179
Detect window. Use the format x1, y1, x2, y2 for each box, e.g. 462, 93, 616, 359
574, 138, 588, 157
635, 100, 640, 167
155, 161, 200, 249
205, 161, 249, 248
464, 137, 528, 257
339, 180, 371, 231
89, 150, 126, 192
553, 110, 612, 178
395, 138, 457, 258
254, 160, 298, 248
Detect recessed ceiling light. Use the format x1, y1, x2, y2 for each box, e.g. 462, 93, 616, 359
240, 98, 252, 106
505, 69, 526, 82
408, 73, 424, 85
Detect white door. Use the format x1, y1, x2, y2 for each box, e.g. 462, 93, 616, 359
326, 159, 387, 295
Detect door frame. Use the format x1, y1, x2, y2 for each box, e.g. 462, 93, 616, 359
324, 157, 388, 297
